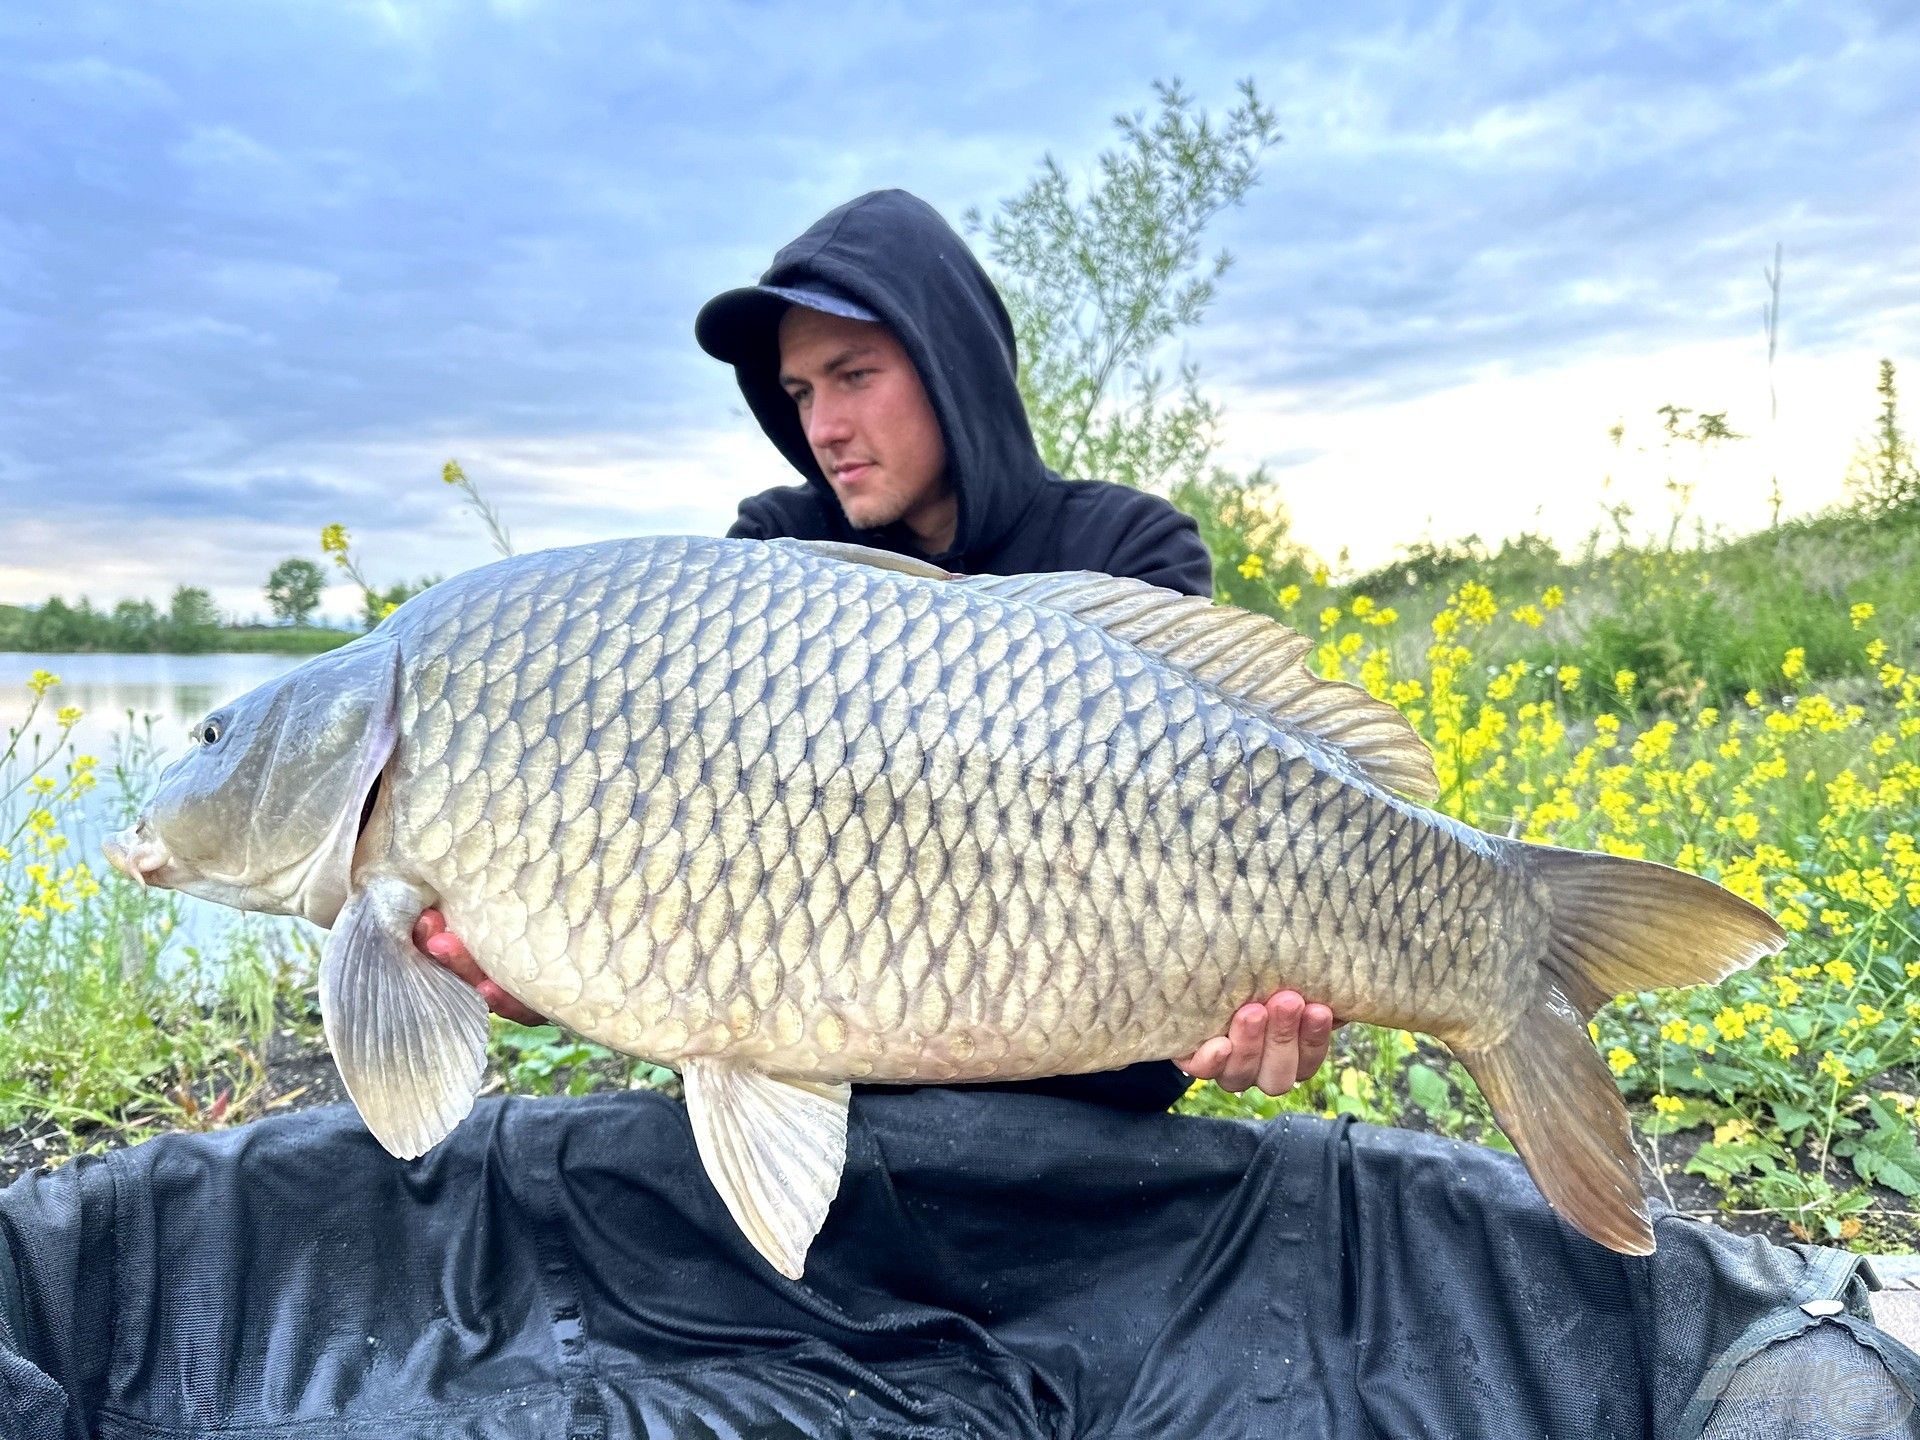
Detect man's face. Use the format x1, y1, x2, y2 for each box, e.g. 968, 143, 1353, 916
777, 307, 948, 534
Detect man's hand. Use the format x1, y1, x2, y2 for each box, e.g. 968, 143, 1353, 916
413, 908, 549, 1027
1176, 991, 1335, 1097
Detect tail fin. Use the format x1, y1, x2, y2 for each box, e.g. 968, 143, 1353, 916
1455, 847, 1787, 1256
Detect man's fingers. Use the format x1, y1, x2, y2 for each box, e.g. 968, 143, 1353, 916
1254, 991, 1306, 1096
1176, 1036, 1232, 1079
1295, 1002, 1335, 1083
412, 908, 445, 949
1215, 1003, 1268, 1093
478, 981, 548, 1027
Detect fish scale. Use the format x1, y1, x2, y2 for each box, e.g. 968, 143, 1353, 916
385, 537, 1523, 1078
110, 532, 1787, 1272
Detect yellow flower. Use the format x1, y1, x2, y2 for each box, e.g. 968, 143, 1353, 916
1631, 720, 1678, 764
1745, 689, 1762, 707
1350, 595, 1374, 618
1773, 974, 1802, 1005
1510, 604, 1544, 628
320, 523, 351, 560
27, 669, 59, 697
1659, 1018, 1690, 1045
442, 459, 467, 486
1850, 601, 1875, 629
1277, 584, 1301, 609
1712, 1006, 1748, 1041
1823, 958, 1856, 988
1237, 553, 1266, 580
1556, 665, 1582, 689
1762, 1026, 1799, 1059
1319, 607, 1341, 629
1817, 1053, 1853, 1086
1366, 606, 1398, 627
1651, 1094, 1684, 1115
1856, 1003, 1887, 1027
1541, 585, 1564, 611
1781, 647, 1805, 682
1614, 669, 1636, 697
1311, 564, 1329, 586
1606, 1047, 1637, 1076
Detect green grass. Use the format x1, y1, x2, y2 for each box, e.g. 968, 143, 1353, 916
208, 626, 356, 655
0, 717, 318, 1154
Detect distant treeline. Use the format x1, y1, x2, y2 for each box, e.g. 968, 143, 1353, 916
0, 590, 354, 656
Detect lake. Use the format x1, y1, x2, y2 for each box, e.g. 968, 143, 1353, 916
0, 651, 303, 767
1, 651, 308, 949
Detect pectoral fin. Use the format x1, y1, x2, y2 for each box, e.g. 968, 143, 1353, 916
320, 879, 490, 1160
681, 1061, 851, 1280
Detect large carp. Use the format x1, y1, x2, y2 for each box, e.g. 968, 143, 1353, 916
105, 536, 1784, 1276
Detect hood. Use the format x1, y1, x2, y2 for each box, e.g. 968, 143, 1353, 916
726, 189, 1049, 566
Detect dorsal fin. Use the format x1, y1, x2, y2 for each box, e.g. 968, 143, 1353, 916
769, 538, 951, 580
959, 571, 1439, 802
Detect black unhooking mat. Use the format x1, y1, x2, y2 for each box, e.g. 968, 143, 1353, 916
0, 1088, 1915, 1439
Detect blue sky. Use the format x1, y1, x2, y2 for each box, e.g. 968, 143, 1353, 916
2, 0, 1916, 617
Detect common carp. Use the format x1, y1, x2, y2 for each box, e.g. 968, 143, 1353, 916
104, 536, 1785, 1276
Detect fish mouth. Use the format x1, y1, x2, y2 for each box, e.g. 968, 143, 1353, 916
103, 822, 173, 889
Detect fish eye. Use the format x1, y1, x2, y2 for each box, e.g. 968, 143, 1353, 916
194, 716, 225, 747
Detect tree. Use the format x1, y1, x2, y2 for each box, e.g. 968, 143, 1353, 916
168, 587, 219, 630
165, 586, 220, 653
265, 558, 325, 626
28, 598, 81, 650
1846, 360, 1919, 515
967, 78, 1283, 496
110, 598, 160, 651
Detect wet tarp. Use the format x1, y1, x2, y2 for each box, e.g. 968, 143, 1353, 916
0, 1088, 1914, 1438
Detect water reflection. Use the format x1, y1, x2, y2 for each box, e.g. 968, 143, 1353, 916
1, 651, 308, 949
0, 652, 302, 766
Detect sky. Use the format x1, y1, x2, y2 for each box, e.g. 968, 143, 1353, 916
2, 0, 1916, 620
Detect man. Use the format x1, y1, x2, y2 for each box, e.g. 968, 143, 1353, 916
418, 188, 1336, 1106
9, 191, 1879, 1440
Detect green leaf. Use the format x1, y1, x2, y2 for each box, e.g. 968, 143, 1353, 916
1770, 1099, 1817, 1134
1855, 1149, 1920, 1198
1406, 1063, 1451, 1116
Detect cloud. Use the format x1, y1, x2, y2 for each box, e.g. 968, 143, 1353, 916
0, 0, 1913, 612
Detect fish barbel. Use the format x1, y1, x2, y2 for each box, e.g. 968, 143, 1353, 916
104, 536, 1785, 1276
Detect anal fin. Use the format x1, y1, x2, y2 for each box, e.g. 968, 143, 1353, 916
681, 1061, 851, 1280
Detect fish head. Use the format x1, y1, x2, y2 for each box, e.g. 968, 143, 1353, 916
104, 638, 403, 928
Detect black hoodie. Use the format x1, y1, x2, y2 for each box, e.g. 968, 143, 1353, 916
716, 190, 1210, 1112
721, 190, 1213, 595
